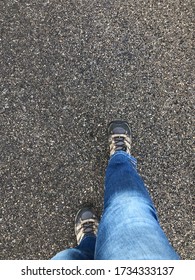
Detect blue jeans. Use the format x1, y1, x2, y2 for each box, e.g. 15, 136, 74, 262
52, 152, 180, 260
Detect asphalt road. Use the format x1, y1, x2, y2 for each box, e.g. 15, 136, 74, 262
0, 0, 194, 259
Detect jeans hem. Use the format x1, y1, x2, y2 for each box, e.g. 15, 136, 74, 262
109, 151, 137, 168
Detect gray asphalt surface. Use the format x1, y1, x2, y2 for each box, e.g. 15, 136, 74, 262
0, 0, 194, 260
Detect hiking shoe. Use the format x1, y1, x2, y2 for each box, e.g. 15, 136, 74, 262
75, 207, 99, 245
108, 120, 132, 156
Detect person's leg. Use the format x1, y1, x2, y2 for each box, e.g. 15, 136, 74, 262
51, 207, 98, 260
95, 121, 180, 260
51, 236, 96, 260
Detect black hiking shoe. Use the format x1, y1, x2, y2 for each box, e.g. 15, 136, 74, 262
108, 120, 132, 156
75, 207, 99, 245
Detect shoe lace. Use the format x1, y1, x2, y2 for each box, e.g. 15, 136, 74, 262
76, 218, 98, 244
112, 134, 130, 150
80, 219, 97, 235
114, 136, 127, 151
82, 221, 95, 234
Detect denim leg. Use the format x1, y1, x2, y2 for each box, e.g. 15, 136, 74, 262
51, 235, 96, 260
95, 151, 180, 260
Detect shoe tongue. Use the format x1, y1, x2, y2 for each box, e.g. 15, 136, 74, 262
113, 127, 126, 134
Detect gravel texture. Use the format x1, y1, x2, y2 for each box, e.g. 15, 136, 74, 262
0, 0, 194, 259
